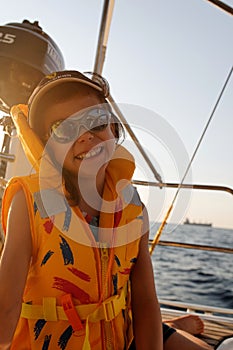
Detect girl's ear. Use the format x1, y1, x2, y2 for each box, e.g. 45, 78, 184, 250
110, 121, 119, 141
110, 122, 115, 134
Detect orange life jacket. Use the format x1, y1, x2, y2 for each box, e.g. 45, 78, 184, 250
2, 145, 143, 350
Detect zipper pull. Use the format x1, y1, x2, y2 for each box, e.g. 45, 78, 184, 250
100, 242, 109, 261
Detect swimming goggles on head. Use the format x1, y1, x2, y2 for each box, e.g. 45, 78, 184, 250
50, 107, 112, 143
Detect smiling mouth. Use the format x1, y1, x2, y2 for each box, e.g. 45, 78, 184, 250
75, 146, 103, 160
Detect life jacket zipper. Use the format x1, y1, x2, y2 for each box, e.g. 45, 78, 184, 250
100, 243, 113, 350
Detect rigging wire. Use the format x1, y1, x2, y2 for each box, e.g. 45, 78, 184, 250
149, 65, 233, 254
205, 0, 233, 15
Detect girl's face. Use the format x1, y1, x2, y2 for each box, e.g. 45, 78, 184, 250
42, 88, 116, 180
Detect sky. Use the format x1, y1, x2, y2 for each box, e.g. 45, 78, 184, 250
0, 0, 233, 229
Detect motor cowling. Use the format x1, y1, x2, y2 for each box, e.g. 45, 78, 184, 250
0, 19, 65, 108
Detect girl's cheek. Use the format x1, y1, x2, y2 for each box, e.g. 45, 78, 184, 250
49, 142, 73, 166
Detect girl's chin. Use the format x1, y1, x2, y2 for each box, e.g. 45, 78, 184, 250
63, 158, 108, 180
78, 162, 108, 178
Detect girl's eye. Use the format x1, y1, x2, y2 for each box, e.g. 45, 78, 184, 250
51, 121, 77, 143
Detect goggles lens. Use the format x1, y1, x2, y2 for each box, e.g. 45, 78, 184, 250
50, 107, 112, 143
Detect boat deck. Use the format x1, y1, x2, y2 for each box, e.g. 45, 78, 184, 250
161, 306, 233, 347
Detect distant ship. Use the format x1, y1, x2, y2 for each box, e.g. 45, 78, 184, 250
183, 218, 212, 227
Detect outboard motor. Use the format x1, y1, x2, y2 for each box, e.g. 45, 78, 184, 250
0, 19, 65, 109
0, 20, 65, 178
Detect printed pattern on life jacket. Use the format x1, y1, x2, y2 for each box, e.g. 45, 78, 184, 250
20, 192, 139, 349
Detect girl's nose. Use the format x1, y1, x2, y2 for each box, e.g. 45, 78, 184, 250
76, 128, 94, 143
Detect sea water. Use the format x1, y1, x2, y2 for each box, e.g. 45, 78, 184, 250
150, 224, 233, 310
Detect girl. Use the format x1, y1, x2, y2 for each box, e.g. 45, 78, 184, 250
0, 70, 163, 349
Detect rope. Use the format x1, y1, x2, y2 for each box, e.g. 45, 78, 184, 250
149, 65, 233, 255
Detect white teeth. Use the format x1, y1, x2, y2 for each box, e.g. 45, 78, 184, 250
76, 146, 102, 159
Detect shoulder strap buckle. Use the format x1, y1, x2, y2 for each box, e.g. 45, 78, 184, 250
102, 296, 117, 321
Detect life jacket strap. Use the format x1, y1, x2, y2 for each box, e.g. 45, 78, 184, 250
21, 285, 127, 323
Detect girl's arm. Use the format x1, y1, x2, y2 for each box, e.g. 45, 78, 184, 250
0, 189, 32, 349
130, 207, 163, 350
